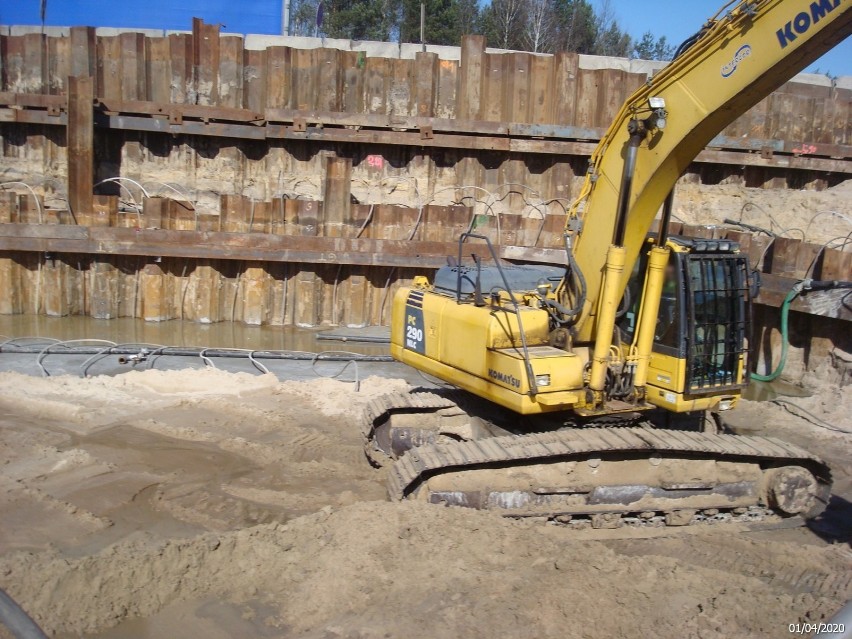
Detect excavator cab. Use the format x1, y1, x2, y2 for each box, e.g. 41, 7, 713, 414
619, 237, 750, 419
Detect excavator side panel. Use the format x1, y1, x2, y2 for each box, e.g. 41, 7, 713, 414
390, 286, 586, 414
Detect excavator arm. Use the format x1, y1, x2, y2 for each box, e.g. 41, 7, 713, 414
566, 0, 851, 344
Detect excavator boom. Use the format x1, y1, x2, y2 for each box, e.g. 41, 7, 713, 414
569, 0, 851, 341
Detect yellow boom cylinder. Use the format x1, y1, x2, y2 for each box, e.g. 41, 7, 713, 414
631, 246, 671, 391
588, 244, 626, 397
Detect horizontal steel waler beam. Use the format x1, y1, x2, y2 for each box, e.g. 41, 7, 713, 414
0, 95, 849, 172
754, 273, 851, 322
0, 223, 565, 268
0, 224, 846, 320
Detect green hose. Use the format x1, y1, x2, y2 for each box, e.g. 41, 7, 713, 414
750, 284, 800, 382
750, 279, 852, 382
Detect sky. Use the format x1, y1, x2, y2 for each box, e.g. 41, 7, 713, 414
0, 0, 850, 76
606, 0, 851, 77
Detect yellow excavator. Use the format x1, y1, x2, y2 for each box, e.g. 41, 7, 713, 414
364, 0, 850, 529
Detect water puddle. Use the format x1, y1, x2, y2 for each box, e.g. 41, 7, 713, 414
76, 598, 285, 639
743, 379, 813, 401
0, 315, 389, 356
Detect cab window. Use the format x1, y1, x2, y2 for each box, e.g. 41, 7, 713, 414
617, 250, 683, 356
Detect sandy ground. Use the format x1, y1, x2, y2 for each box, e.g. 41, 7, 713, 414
674, 180, 852, 246
0, 367, 849, 639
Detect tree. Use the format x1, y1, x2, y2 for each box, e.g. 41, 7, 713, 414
591, 0, 631, 57
632, 30, 674, 61
482, 0, 528, 50
523, 0, 557, 53
290, 0, 321, 36
401, 0, 474, 45
484, 0, 632, 56
593, 22, 631, 56
323, 0, 399, 41
551, 0, 597, 53
456, 0, 482, 40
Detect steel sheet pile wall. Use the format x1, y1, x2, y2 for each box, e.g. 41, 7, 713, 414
0, 20, 850, 331
1, 22, 849, 212
0, 183, 570, 325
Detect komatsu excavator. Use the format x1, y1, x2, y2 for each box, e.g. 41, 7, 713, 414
363, 0, 850, 529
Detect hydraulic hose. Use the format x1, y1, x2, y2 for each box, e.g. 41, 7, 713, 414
565, 235, 587, 315
751, 279, 852, 382
547, 234, 588, 325
672, 30, 704, 60
0, 338, 392, 382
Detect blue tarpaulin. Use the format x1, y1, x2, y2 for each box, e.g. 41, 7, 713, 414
0, 0, 282, 35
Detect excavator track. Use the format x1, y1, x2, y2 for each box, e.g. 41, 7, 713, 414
363, 393, 833, 529
361, 391, 464, 467
361, 391, 462, 438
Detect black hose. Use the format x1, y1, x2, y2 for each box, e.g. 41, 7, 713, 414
542, 298, 576, 323
723, 218, 773, 236
808, 279, 852, 291
548, 234, 588, 325
672, 26, 708, 60
0, 345, 392, 362
566, 236, 587, 314
0, 589, 48, 639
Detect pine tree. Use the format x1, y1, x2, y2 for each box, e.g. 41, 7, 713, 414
551, 0, 596, 53
593, 22, 630, 56
632, 30, 674, 61
456, 0, 482, 40
652, 35, 674, 60
323, 0, 399, 41
400, 0, 463, 44
591, 0, 631, 57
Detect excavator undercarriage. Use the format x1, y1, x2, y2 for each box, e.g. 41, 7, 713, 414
362, 392, 832, 529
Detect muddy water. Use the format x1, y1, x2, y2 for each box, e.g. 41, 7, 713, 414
84, 598, 285, 639
742, 378, 812, 401
0, 315, 389, 356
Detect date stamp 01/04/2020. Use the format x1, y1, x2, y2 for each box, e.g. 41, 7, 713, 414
788, 623, 846, 636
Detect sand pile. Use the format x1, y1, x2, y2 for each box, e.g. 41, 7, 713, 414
1, 501, 849, 638
0, 368, 849, 638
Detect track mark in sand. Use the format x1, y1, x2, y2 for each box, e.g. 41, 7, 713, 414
608, 538, 852, 600
286, 431, 338, 461
780, 571, 852, 599
0, 477, 111, 530
154, 484, 286, 530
